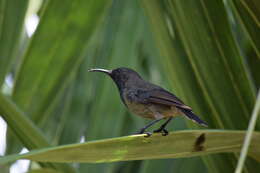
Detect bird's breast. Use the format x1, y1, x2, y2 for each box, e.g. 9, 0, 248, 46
121, 90, 153, 118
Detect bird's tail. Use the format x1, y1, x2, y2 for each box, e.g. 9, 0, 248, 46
180, 108, 208, 127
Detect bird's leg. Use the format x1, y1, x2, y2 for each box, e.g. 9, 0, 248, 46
137, 118, 164, 136
153, 117, 173, 136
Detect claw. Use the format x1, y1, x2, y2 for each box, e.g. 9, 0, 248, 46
144, 132, 152, 137
134, 129, 152, 137
162, 129, 169, 136
153, 128, 169, 136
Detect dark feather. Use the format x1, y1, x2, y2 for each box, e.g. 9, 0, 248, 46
146, 89, 192, 110
180, 108, 208, 127
144, 89, 207, 126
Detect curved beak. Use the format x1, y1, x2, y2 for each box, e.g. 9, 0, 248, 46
88, 68, 112, 75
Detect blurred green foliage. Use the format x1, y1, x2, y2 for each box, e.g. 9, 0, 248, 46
0, 0, 259, 172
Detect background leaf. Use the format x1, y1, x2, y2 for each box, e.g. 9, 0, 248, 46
142, 0, 259, 172
0, 0, 259, 172
6, 0, 111, 155
0, 0, 28, 85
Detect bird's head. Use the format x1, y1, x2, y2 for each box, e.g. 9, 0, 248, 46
88, 67, 142, 90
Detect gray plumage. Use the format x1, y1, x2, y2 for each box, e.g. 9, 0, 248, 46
89, 67, 208, 136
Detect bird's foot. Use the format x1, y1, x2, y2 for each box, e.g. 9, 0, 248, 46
162, 129, 169, 136
153, 128, 169, 136
143, 132, 152, 137
135, 129, 152, 137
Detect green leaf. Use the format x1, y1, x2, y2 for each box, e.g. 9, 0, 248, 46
230, 0, 260, 57
0, 130, 260, 164
12, 0, 111, 123
235, 91, 260, 173
1, 0, 259, 172
6, 0, 112, 154
142, 0, 259, 172
27, 168, 62, 173
0, 93, 50, 149
228, 0, 260, 87
0, 0, 28, 85
0, 92, 75, 172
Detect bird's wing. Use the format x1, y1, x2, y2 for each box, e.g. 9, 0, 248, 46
143, 89, 192, 110
137, 88, 208, 126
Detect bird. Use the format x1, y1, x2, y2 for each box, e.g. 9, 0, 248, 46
89, 67, 208, 136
